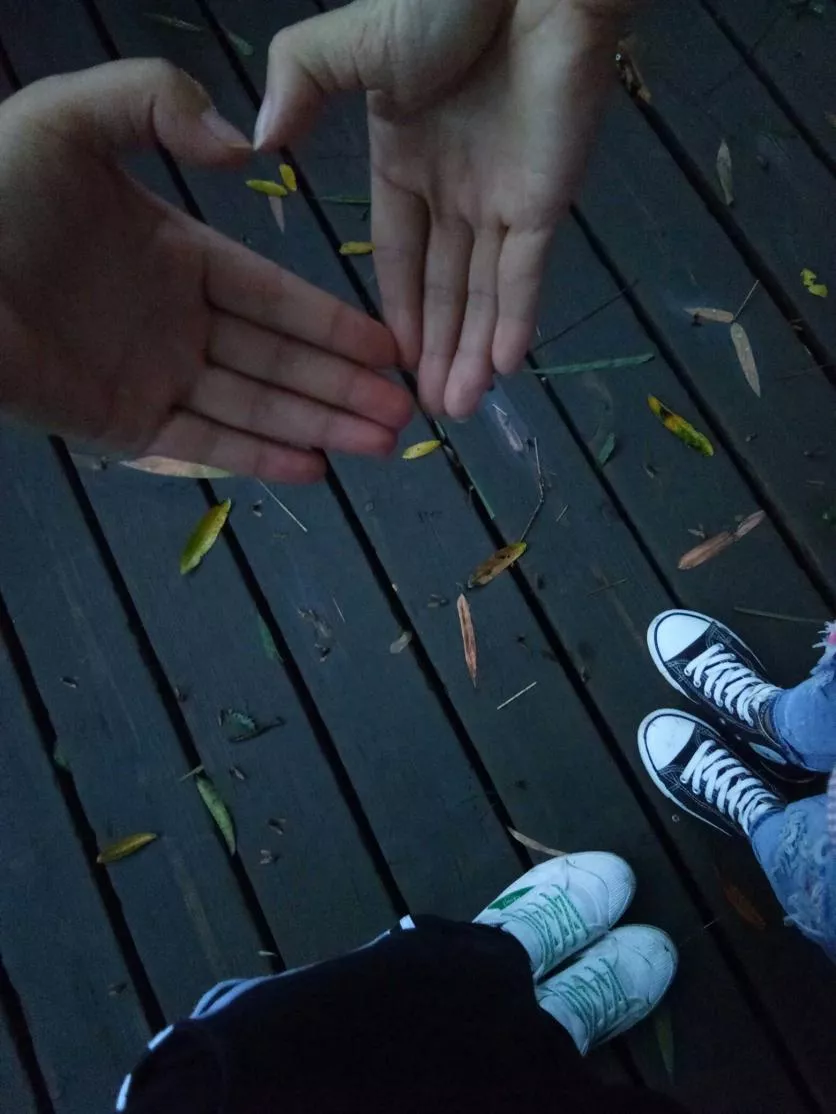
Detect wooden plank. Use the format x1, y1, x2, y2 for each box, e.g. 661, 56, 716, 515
0, 1004, 40, 1114
0, 627, 149, 1113
628, 0, 836, 366
0, 0, 399, 966
0, 428, 268, 1010
577, 92, 836, 600
702, 0, 836, 165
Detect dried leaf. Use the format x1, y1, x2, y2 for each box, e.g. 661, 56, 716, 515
678, 510, 765, 570
801, 268, 828, 298
597, 432, 617, 467
180, 499, 232, 574
122, 456, 231, 479
616, 38, 651, 103
730, 323, 761, 397
278, 163, 298, 192
257, 616, 282, 662
685, 306, 735, 324
196, 775, 236, 855
653, 1002, 675, 1083
507, 828, 566, 858
97, 832, 158, 864
402, 440, 441, 460
269, 195, 285, 235
223, 25, 253, 56
389, 630, 413, 654
648, 396, 714, 457
734, 509, 766, 539
246, 179, 288, 198
468, 542, 527, 588
339, 241, 374, 256
457, 594, 478, 687
145, 13, 203, 32
534, 353, 653, 375
721, 878, 766, 930
716, 139, 734, 206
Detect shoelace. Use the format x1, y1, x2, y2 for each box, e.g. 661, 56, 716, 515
681, 739, 779, 835
552, 958, 630, 1042
502, 886, 588, 967
685, 643, 778, 726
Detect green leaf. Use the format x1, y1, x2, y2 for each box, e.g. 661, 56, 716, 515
653, 1001, 675, 1083
180, 499, 232, 574
534, 353, 654, 376
195, 775, 236, 855
597, 432, 617, 467
257, 615, 282, 662
97, 832, 158, 864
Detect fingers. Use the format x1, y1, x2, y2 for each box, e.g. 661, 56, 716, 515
371, 171, 428, 370
199, 225, 397, 369
186, 366, 398, 458
492, 228, 552, 376
417, 218, 473, 414
443, 229, 503, 419
27, 60, 251, 166
146, 412, 327, 484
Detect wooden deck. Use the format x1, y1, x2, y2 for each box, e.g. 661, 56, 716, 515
1, 1, 835, 1110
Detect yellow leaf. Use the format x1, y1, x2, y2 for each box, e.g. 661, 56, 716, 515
507, 828, 566, 858
684, 306, 734, 324
97, 832, 158, 864
648, 396, 714, 457
122, 456, 231, 479
180, 499, 232, 575
339, 241, 374, 256
457, 594, 478, 687
279, 163, 298, 192
196, 775, 236, 855
245, 178, 288, 198
801, 268, 828, 297
716, 139, 734, 206
730, 322, 761, 397
468, 541, 527, 588
402, 440, 441, 460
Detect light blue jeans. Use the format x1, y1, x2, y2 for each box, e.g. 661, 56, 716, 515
751, 625, 836, 959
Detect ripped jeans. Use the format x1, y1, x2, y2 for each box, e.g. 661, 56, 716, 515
751, 624, 836, 959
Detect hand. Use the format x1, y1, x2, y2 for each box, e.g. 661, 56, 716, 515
258, 0, 632, 418
0, 60, 412, 482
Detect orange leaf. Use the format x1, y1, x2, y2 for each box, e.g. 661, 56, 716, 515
468, 542, 527, 588
722, 879, 767, 930
457, 594, 477, 687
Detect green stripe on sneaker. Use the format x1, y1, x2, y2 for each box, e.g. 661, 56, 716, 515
487, 885, 535, 912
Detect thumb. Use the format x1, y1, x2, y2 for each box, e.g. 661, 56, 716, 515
19, 59, 251, 165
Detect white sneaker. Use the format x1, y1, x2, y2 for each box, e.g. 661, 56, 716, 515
536, 925, 677, 1054
474, 853, 636, 980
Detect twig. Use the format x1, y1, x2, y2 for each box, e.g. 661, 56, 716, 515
530, 284, 637, 354
734, 606, 822, 625
256, 480, 308, 533
178, 765, 205, 782
520, 438, 547, 542
586, 578, 629, 598
733, 279, 760, 322
555, 504, 569, 525
497, 681, 538, 711
332, 596, 346, 623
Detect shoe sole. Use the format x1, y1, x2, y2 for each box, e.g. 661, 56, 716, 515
637, 709, 733, 837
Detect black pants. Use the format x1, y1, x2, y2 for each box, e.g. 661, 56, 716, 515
122, 917, 687, 1114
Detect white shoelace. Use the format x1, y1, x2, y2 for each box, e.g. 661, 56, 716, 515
685, 643, 778, 726
502, 887, 588, 967
681, 739, 779, 835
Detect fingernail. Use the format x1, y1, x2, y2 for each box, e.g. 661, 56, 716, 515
200, 108, 251, 150
253, 95, 274, 150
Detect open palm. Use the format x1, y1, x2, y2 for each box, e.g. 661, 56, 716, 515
0, 61, 411, 481
260, 0, 629, 417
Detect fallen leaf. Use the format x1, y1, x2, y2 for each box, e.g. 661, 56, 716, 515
97, 833, 158, 864
616, 37, 651, 102
257, 616, 282, 662
468, 542, 527, 588
339, 241, 374, 256
507, 828, 566, 858
457, 594, 478, 687
801, 268, 828, 297
653, 1002, 675, 1083
648, 396, 714, 457
219, 709, 257, 734
678, 510, 765, 570
145, 12, 203, 32
229, 718, 286, 744
196, 775, 236, 855
229, 765, 247, 781
729, 323, 761, 397
389, 630, 413, 654
402, 440, 441, 460
279, 164, 298, 192
721, 877, 766, 930
597, 432, 617, 467
268, 195, 285, 235
223, 25, 253, 56
716, 139, 734, 206
180, 499, 232, 574
534, 353, 654, 375
245, 178, 288, 198
685, 306, 735, 324
122, 456, 231, 479
319, 195, 371, 206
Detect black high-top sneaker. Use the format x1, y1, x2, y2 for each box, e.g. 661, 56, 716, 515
638, 710, 786, 837
647, 609, 815, 784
